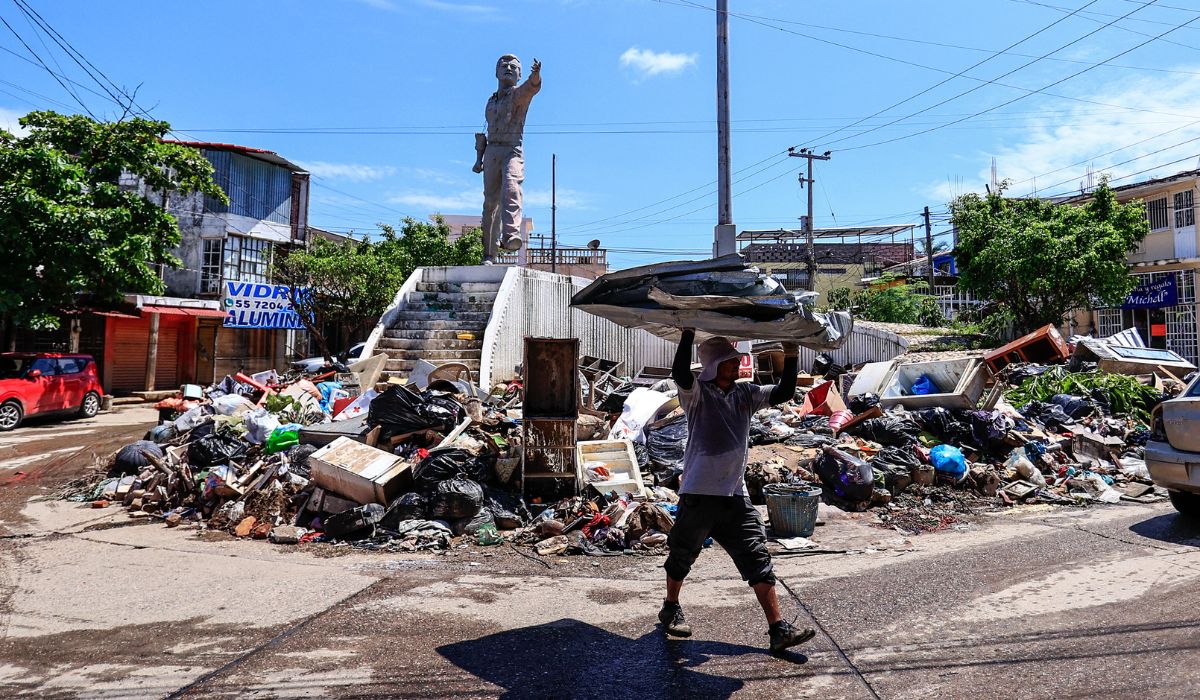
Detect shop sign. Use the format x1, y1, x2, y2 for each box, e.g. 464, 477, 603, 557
1121, 276, 1177, 310
223, 281, 309, 329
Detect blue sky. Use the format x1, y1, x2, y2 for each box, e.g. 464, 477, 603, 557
4, 0, 1200, 269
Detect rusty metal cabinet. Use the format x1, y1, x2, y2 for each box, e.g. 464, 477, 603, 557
522, 338, 580, 497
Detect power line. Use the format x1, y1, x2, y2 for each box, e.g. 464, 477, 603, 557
0, 11, 94, 117
837, 7, 1200, 153
817, 0, 1147, 150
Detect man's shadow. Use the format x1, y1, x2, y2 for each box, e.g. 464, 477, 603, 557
437, 618, 806, 700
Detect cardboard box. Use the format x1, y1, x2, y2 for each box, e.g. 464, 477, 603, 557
308, 437, 412, 505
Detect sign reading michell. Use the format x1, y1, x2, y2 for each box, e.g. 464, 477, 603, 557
223, 281, 309, 329
1121, 275, 1178, 310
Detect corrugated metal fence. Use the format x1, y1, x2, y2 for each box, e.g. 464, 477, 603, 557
479, 267, 908, 385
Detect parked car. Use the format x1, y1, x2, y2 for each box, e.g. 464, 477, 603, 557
0, 352, 103, 431
1147, 373, 1200, 517
290, 342, 366, 374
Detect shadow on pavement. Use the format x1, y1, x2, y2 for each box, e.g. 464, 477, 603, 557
1129, 513, 1200, 547
437, 618, 805, 699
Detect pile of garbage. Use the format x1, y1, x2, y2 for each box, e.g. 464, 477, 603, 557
61, 322, 1189, 556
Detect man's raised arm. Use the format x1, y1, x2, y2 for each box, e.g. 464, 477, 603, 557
672, 328, 695, 391
768, 342, 800, 405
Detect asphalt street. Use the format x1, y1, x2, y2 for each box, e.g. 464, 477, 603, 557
3, 409, 1199, 699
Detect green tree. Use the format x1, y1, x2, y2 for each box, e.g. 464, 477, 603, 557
274, 236, 407, 362
850, 275, 944, 327
0, 111, 226, 332
274, 217, 482, 361
950, 179, 1148, 334
374, 216, 482, 279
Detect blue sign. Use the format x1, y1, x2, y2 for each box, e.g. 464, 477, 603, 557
223, 282, 309, 329
1121, 276, 1177, 310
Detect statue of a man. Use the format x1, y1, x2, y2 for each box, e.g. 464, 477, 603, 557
474, 54, 541, 263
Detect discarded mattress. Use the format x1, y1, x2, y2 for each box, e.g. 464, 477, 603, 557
570, 254, 853, 350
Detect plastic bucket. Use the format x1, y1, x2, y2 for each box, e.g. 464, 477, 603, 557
764, 483, 822, 538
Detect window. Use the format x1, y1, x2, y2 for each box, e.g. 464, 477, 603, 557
1174, 190, 1195, 229
30, 358, 56, 375
1147, 197, 1169, 230
58, 358, 83, 374
201, 239, 222, 294
221, 235, 272, 285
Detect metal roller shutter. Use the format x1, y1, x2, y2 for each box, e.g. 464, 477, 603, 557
110, 318, 149, 394
155, 321, 180, 390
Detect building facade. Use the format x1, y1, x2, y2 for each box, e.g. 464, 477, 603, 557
1067, 170, 1200, 365
429, 213, 607, 280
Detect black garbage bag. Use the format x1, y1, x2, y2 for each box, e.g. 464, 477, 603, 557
911, 407, 970, 443
815, 447, 874, 502
459, 507, 495, 536
646, 414, 688, 469
430, 476, 484, 521
207, 374, 257, 400
848, 393, 881, 414
144, 424, 178, 444
482, 487, 526, 529
1050, 393, 1095, 419
412, 448, 488, 490
381, 492, 428, 530
112, 440, 164, 476
598, 383, 636, 414
286, 444, 318, 478
1020, 400, 1075, 430
812, 353, 845, 379
187, 433, 248, 467
324, 503, 385, 540
967, 410, 1010, 449
367, 385, 463, 438
845, 416, 921, 446
1007, 364, 1052, 386
631, 441, 650, 469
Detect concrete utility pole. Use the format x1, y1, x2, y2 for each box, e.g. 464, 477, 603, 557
923, 206, 935, 293
551, 153, 557, 274
788, 148, 831, 292
713, 0, 736, 257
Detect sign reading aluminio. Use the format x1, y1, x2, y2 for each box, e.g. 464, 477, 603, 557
1121, 276, 1178, 310
223, 282, 309, 329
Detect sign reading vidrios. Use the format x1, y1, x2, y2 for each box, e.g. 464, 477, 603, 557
223, 281, 309, 329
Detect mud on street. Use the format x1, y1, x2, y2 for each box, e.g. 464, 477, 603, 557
3, 410, 1200, 700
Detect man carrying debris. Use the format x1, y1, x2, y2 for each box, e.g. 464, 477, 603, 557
659, 329, 816, 654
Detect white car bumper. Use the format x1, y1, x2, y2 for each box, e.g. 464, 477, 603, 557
1146, 439, 1200, 493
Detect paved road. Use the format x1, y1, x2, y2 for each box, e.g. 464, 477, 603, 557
3, 415, 1199, 699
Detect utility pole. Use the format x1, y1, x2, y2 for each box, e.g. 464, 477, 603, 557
713, 0, 736, 257
788, 148, 831, 292
551, 153, 557, 274
923, 206, 935, 293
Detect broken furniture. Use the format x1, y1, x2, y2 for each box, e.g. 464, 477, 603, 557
309, 436, 413, 505
1072, 338, 1197, 377
847, 357, 988, 411
578, 439, 648, 498
631, 366, 672, 387
983, 324, 1070, 374
522, 337, 582, 500
579, 355, 624, 408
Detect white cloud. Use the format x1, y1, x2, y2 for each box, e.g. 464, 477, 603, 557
299, 161, 398, 182
921, 69, 1200, 204
0, 107, 29, 137
353, 0, 397, 10
619, 47, 697, 78
389, 188, 482, 212
414, 0, 496, 16
525, 187, 588, 209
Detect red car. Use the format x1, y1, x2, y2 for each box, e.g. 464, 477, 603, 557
0, 352, 103, 431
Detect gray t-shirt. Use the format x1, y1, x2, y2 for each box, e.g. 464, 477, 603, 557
677, 377, 774, 497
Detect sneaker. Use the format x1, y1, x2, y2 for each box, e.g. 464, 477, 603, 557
769, 621, 816, 654
658, 601, 692, 637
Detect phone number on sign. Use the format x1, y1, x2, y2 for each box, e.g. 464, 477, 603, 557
226, 299, 294, 311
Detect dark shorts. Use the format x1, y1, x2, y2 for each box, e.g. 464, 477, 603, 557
665, 493, 775, 587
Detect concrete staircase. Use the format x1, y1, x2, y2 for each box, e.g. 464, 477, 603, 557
375, 280, 501, 378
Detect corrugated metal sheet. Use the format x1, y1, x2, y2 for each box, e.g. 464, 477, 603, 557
203, 150, 292, 224
411, 266, 910, 386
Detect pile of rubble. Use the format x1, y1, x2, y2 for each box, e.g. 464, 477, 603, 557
61, 323, 1188, 556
